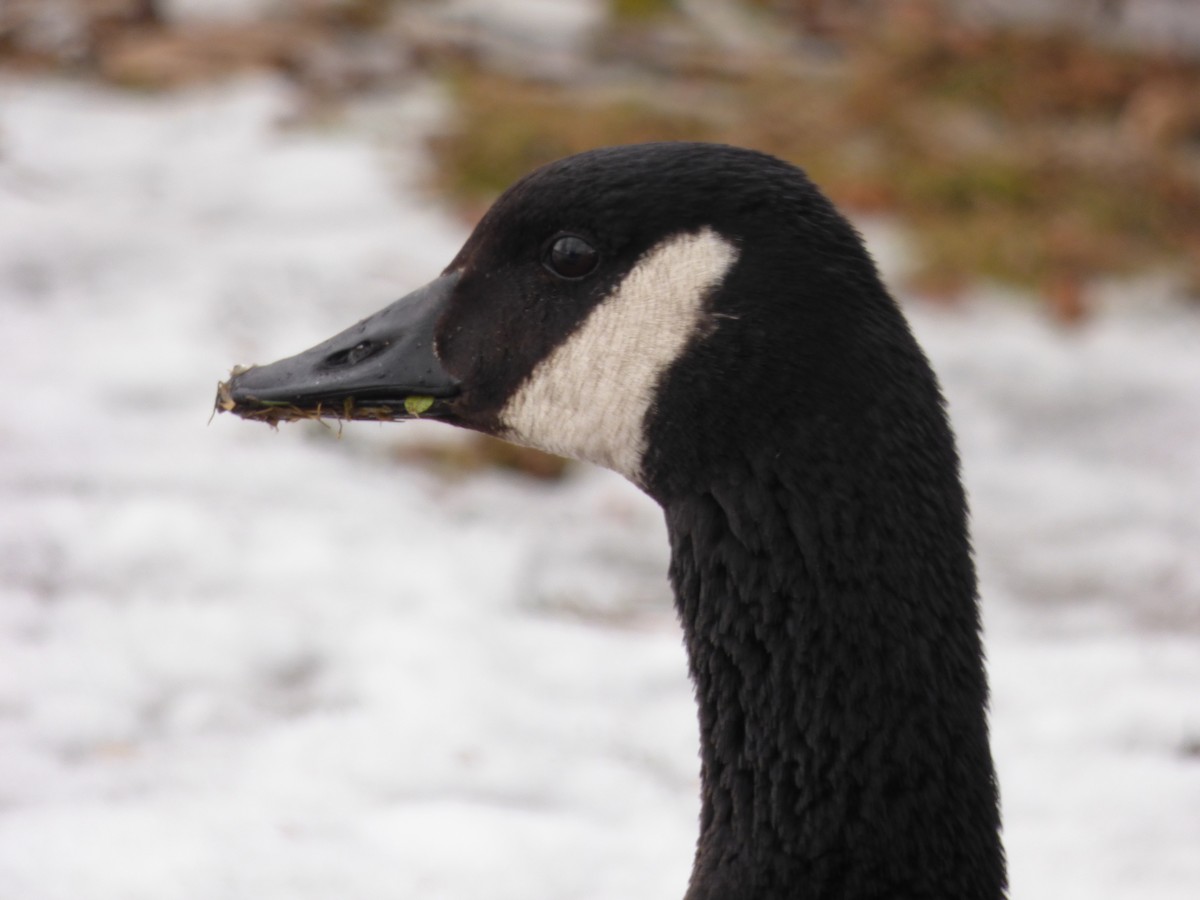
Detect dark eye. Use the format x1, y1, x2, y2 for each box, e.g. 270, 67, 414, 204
545, 235, 599, 279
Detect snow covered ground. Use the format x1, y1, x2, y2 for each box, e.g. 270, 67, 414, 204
1, 75, 1198, 900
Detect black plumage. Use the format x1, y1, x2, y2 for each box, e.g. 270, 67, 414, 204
222, 141, 1007, 900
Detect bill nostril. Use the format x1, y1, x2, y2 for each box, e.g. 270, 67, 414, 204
325, 340, 379, 368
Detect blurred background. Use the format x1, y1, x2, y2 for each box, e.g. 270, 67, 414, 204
1, 1, 1198, 898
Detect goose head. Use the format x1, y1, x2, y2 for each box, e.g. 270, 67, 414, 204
219, 142, 1006, 899
222, 143, 910, 500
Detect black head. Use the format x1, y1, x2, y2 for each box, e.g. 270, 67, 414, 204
220, 142, 931, 501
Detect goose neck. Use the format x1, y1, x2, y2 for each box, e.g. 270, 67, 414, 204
663, 466, 1006, 900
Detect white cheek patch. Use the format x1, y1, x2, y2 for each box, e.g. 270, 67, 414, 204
499, 228, 738, 484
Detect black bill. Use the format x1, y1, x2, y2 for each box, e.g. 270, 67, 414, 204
216, 272, 460, 425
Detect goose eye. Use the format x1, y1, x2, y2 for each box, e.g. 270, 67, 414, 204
545, 235, 599, 279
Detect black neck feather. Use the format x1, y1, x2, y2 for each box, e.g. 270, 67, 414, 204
659, 399, 1006, 899
641, 231, 1008, 896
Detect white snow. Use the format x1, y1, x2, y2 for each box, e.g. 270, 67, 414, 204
0, 75, 1197, 899
159, 0, 285, 26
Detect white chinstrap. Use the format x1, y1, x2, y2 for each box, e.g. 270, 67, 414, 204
499, 228, 739, 483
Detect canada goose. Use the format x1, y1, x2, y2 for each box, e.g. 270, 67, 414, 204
218, 142, 1006, 899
